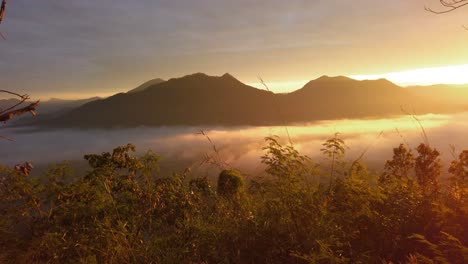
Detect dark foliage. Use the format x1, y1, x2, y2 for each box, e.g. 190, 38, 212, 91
0, 138, 467, 263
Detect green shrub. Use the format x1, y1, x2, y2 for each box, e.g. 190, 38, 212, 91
0, 138, 467, 263
217, 169, 244, 199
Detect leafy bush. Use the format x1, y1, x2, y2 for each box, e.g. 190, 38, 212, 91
0, 138, 467, 263
217, 169, 244, 200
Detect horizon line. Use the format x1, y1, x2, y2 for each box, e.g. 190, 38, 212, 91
24, 64, 468, 100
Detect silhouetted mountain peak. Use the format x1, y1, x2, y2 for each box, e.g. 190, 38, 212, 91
222, 72, 237, 80
222, 73, 246, 85
373, 78, 397, 86
165, 73, 245, 88
128, 78, 166, 93
298, 75, 357, 92
356, 78, 401, 90
147, 78, 165, 85
315, 75, 353, 82
291, 75, 405, 99
317, 75, 329, 80
165, 73, 217, 85
179, 72, 210, 80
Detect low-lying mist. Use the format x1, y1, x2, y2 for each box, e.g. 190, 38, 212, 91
2, 112, 468, 175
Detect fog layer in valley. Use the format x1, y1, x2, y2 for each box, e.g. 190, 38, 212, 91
1, 112, 468, 175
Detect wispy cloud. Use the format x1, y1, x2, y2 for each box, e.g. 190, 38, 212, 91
0, 1, 466, 98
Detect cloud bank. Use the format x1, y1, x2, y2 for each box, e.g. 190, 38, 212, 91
1, 113, 467, 176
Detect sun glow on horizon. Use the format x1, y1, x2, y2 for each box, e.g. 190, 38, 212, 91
350, 64, 468, 86
37, 64, 468, 99
249, 64, 468, 93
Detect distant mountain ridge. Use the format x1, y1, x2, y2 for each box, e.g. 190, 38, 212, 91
25, 73, 468, 128
280, 75, 423, 120
1, 96, 100, 126
1, 97, 100, 114
127, 78, 165, 94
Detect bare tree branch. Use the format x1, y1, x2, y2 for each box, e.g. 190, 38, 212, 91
0, 100, 39, 123
0, 0, 6, 39
0, 89, 38, 141
0, 90, 40, 123
425, 0, 468, 14
0, 134, 13, 141
0, 0, 6, 24
0, 1, 36, 174
0, 90, 31, 113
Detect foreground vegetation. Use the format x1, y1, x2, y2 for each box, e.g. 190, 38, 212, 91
0, 136, 467, 263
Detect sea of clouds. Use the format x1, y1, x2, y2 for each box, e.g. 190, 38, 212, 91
1, 112, 468, 175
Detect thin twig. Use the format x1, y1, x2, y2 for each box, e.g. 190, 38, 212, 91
0, 100, 39, 123
448, 144, 457, 159
400, 106, 429, 146
0, 0, 7, 40
0, 89, 28, 98
349, 131, 383, 170
0, 0, 6, 25
0, 90, 31, 114
425, 0, 468, 14
258, 77, 294, 147
394, 128, 412, 151
197, 129, 229, 170
0, 134, 13, 141
0, 90, 39, 141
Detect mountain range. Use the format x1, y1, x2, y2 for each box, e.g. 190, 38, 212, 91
10, 73, 468, 128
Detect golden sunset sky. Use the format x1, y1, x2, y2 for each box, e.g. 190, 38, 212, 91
1, 0, 467, 98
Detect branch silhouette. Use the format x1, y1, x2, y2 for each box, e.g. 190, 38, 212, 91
0, 0, 6, 40
425, 0, 468, 14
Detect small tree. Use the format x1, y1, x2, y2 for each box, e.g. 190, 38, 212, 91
446, 150, 468, 243
321, 133, 347, 189
382, 144, 415, 182
217, 169, 244, 200
415, 143, 442, 199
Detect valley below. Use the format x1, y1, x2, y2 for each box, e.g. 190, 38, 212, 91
3, 111, 468, 177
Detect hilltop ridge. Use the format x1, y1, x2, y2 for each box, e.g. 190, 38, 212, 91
20, 73, 466, 128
